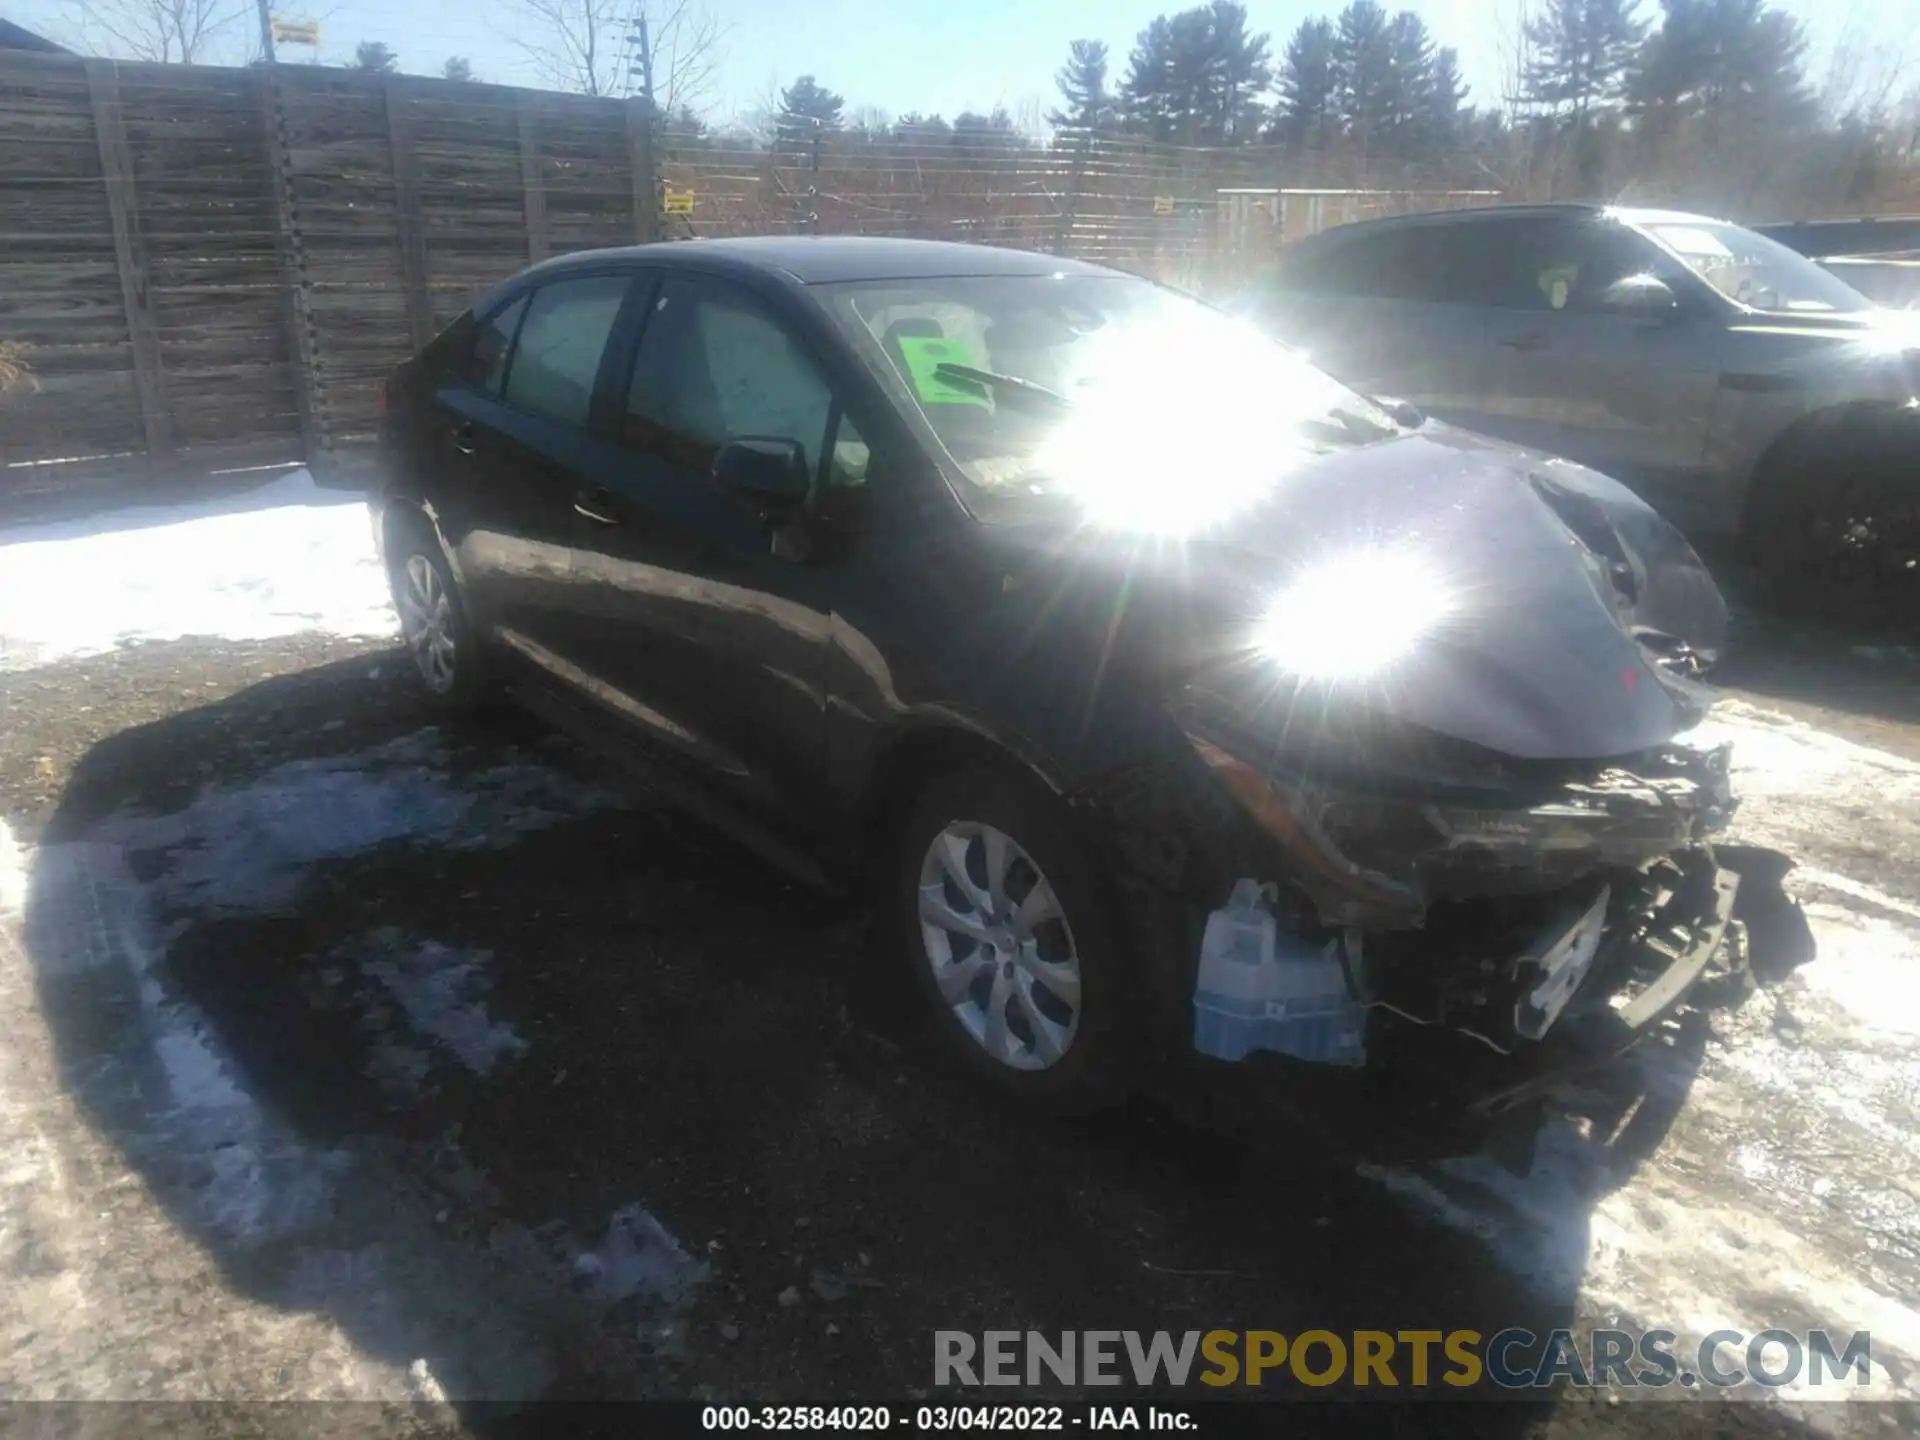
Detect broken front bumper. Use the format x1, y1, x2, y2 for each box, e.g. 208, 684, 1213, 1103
1090, 731, 1745, 1150
1457, 848, 1741, 1121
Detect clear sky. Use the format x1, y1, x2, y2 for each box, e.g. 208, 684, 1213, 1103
15, 0, 1912, 132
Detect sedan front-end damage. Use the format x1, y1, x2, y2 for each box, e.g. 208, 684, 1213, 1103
1085, 690, 1742, 1143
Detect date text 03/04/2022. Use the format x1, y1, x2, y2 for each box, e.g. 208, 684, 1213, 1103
700, 1405, 1196, 1432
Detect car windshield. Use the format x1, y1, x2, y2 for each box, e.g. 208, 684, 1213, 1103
1640, 220, 1873, 314
814, 272, 1399, 526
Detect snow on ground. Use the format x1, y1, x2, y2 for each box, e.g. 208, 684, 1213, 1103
109, 728, 616, 916
358, 927, 529, 1077
0, 733, 696, 1399
1369, 697, 1920, 1404
0, 470, 394, 671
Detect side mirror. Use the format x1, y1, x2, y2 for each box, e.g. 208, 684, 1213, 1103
1367, 394, 1425, 428
1600, 274, 1682, 323
713, 437, 811, 510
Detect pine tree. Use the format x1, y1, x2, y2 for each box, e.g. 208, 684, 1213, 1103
1049, 39, 1116, 132
1524, 0, 1647, 121
1207, 1, 1274, 143
1273, 18, 1338, 149
776, 74, 845, 150
1121, 17, 1179, 139
1119, 3, 1271, 144
441, 56, 475, 83
354, 41, 398, 73
1418, 46, 1469, 158
1331, 1, 1396, 155
1630, 0, 1810, 128
1382, 11, 1436, 144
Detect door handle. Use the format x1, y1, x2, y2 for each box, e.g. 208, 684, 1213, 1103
450, 421, 477, 455
573, 485, 620, 526
1498, 332, 1549, 353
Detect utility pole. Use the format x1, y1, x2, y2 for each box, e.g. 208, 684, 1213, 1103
628, 8, 654, 107
255, 0, 276, 64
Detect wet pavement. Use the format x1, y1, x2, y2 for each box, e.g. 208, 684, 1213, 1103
0, 619, 1917, 1435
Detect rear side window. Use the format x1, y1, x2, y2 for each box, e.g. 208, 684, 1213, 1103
1285, 222, 1516, 307
501, 274, 632, 427
468, 294, 527, 395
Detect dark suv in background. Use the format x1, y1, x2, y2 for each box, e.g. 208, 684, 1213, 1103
1245, 203, 1920, 619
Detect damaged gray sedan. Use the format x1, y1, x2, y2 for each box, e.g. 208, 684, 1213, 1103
372, 238, 1742, 1144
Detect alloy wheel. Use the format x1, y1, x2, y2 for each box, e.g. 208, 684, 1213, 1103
396, 553, 457, 694
916, 821, 1082, 1072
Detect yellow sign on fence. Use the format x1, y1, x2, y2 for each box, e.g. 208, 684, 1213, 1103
1153, 195, 1176, 215
270, 16, 320, 45
663, 187, 695, 215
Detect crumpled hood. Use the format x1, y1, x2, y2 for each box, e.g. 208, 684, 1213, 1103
1154, 425, 1727, 763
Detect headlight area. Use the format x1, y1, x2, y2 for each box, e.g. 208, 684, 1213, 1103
1082, 731, 1745, 1130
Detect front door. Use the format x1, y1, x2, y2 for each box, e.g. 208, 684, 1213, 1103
1473, 217, 1721, 525
563, 273, 860, 834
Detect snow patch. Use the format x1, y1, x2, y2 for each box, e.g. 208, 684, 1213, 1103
574, 1203, 708, 1310
103, 728, 615, 914
0, 816, 26, 918
0, 469, 395, 671
359, 928, 526, 1076
1792, 903, 1920, 1036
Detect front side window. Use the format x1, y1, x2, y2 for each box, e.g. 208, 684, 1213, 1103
1500, 219, 1675, 313
623, 277, 835, 474
500, 274, 632, 426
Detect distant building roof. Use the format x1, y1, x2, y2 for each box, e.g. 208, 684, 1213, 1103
0, 18, 67, 52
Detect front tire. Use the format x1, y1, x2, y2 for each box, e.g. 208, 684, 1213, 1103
894, 766, 1131, 1111
388, 530, 486, 708
1746, 432, 1920, 629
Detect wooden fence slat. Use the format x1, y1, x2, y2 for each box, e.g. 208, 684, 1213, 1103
385, 80, 434, 352
258, 66, 325, 463
85, 57, 172, 461
517, 96, 550, 264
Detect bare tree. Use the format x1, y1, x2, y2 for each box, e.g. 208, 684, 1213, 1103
1820, 1, 1918, 123
61, 0, 250, 64
505, 0, 727, 108
635, 0, 728, 114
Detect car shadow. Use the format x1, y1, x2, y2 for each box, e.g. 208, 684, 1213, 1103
13, 654, 1832, 1431
1707, 588, 1920, 746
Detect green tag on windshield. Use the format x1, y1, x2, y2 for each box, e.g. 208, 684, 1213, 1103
895, 335, 990, 407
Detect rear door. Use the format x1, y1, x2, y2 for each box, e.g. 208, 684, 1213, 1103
1261, 220, 1518, 435
434, 272, 636, 654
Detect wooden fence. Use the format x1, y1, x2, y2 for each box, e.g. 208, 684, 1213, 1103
0, 49, 1492, 516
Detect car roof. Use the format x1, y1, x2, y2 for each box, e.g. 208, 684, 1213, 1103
519, 236, 1120, 286
1295, 202, 1728, 247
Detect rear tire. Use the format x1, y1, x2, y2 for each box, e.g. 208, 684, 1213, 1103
893, 766, 1132, 1112
387, 524, 488, 710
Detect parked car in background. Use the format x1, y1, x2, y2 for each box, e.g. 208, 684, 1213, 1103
1755, 217, 1920, 312
1243, 204, 1920, 620
374, 237, 1741, 1148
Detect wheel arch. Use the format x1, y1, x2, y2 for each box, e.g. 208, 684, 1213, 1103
858, 720, 1068, 871
1739, 400, 1920, 560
